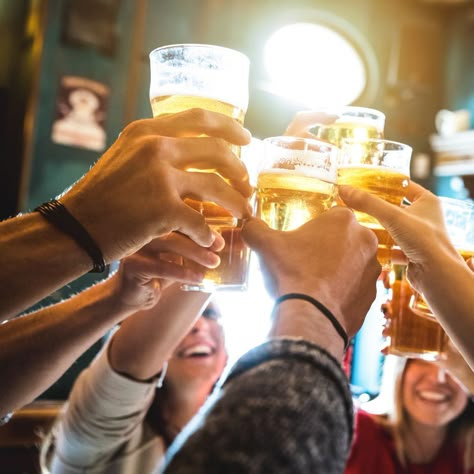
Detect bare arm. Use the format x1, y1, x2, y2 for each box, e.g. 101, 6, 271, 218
0, 232, 221, 416
109, 284, 212, 381
0, 109, 251, 321
339, 182, 474, 370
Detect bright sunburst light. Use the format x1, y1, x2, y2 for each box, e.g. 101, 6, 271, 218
263, 22, 367, 107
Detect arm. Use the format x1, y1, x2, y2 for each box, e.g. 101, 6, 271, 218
163, 207, 380, 473
0, 232, 220, 416
50, 287, 212, 470
0, 108, 251, 321
109, 284, 211, 381
339, 182, 474, 369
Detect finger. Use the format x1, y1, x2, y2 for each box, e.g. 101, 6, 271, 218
466, 257, 474, 272
338, 185, 404, 229
403, 181, 434, 204
134, 257, 205, 284
164, 202, 215, 248
284, 110, 337, 136
140, 108, 252, 145
163, 137, 252, 198
141, 233, 222, 268
241, 217, 275, 250
178, 171, 253, 218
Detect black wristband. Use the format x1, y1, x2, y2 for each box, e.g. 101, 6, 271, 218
273, 293, 349, 351
35, 199, 106, 273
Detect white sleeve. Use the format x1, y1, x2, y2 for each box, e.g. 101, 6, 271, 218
50, 342, 157, 471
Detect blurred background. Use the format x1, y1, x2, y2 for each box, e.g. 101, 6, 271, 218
1, 0, 474, 469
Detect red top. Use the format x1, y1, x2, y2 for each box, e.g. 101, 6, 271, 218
345, 410, 470, 474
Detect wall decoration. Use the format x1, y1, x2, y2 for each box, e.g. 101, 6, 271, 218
51, 76, 109, 151
62, 0, 121, 56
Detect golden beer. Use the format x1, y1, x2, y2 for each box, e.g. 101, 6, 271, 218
151, 94, 245, 125
150, 94, 249, 291
384, 265, 447, 360
256, 170, 336, 231
313, 121, 383, 147
149, 44, 250, 291
337, 165, 409, 267
181, 218, 250, 291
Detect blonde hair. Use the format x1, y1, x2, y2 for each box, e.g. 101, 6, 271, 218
363, 355, 474, 471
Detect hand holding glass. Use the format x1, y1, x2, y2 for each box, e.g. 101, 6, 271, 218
337, 138, 412, 268
149, 43, 250, 291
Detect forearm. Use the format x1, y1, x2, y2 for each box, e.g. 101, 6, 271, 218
0, 277, 133, 415
417, 252, 474, 369
52, 345, 156, 469
270, 298, 345, 360
0, 212, 92, 321
164, 339, 353, 474
109, 284, 212, 380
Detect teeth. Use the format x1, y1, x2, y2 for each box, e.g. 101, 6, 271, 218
418, 390, 448, 402
182, 344, 213, 357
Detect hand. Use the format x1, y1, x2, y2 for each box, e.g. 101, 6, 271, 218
242, 207, 381, 338
338, 181, 460, 289
284, 110, 338, 138
108, 231, 224, 313
61, 108, 253, 262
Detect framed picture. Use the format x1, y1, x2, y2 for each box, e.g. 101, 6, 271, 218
62, 0, 122, 56
51, 76, 109, 152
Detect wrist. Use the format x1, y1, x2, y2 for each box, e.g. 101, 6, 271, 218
270, 296, 346, 360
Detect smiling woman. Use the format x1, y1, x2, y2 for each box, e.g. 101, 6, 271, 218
345, 355, 474, 474
42, 286, 229, 474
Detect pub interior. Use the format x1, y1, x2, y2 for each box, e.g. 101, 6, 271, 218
1, 0, 474, 472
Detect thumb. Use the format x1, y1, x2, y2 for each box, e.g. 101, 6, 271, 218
241, 217, 273, 250
338, 185, 402, 230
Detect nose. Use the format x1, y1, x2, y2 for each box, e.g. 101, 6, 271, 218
190, 316, 210, 334
437, 367, 447, 383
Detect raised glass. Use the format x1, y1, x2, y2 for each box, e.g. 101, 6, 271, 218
256, 136, 338, 231
149, 44, 251, 291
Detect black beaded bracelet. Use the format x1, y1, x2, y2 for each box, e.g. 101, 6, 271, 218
273, 293, 349, 351
35, 199, 106, 273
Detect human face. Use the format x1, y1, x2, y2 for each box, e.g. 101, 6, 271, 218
167, 306, 227, 388
402, 359, 468, 428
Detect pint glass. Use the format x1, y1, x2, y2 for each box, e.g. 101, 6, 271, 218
311, 106, 385, 147
337, 139, 412, 268
383, 264, 448, 360
149, 44, 250, 291
256, 136, 338, 231
410, 197, 474, 319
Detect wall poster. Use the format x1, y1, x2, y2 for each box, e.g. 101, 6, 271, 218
51, 76, 109, 152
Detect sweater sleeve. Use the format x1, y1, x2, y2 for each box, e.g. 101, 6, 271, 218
163, 338, 354, 474
50, 342, 158, 472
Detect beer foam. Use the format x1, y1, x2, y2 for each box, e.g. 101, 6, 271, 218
150, 84, 248, 111
338, 163, 410, 176
261, 167, 336, 182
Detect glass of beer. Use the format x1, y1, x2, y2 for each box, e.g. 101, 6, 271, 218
149, 44, 250, 291
256, 136, 338, 231
310, 106, 385, 147
383, 264, 448, 360
410, 197, 474, 319
337, 138, 412, 268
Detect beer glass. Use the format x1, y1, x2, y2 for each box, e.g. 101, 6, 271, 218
310, 106, 385, 147
337, 138, 412, 268
149, 44, 250, 291
410, 197, 474, 319
383, 264, 448, 360
256, 136, 338, 231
